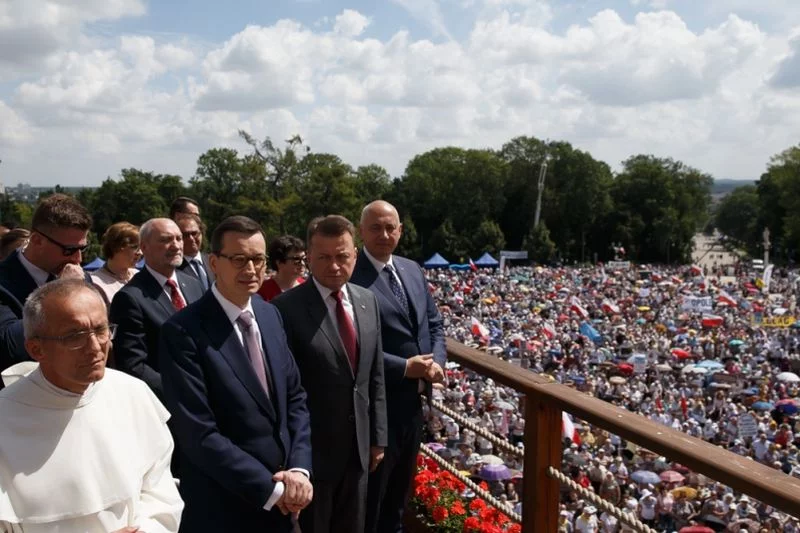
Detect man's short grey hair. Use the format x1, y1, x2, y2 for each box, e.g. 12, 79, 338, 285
23, 279, 104, 340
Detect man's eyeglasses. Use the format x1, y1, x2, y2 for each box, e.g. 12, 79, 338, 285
182, 231, 202, 240
217, 253, 267, 270
34, 229, 89, 256
34, 324, 117, 351
285, 255, 306, 266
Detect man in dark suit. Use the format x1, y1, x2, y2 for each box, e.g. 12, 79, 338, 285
160, 216, 313, 532
175, 214, 214, 291
109, 217, 203, 400
272, 215, 387, 533
351, 200, 447, 533
0, 194, 92, 378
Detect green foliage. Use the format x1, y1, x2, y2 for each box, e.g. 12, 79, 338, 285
471, 219, 505, 256
395, 215, 421, 259
714, 185, 759, 247
523, 222, 556, 264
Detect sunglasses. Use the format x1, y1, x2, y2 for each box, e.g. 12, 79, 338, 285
35, 229, 89, 256
285, 255, 307, 265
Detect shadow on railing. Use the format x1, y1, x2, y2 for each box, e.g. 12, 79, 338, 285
407, 339, 800, 533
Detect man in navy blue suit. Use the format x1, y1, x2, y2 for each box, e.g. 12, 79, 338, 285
0, 194, 92, 380
351, 200, 447, 533
160, 216, 313, 532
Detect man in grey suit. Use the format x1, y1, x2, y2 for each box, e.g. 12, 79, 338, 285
272, 215, 388, 533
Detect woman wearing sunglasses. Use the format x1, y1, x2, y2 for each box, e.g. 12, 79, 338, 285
256, 234, 306, 301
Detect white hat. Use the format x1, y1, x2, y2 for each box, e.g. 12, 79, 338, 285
584, 506, 597, 514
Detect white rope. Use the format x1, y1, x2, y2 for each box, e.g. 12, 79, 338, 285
419, 443, 521, 522
547, 466, 659, 533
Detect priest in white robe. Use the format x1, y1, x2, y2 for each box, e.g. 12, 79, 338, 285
0, 278, 183, 532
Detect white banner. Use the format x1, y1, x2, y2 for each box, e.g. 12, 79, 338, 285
681, 296, 713, 313
738, 413, 759, 439
607, 261, 631, 270
763, 264, 774, 293
500, 250, 529, 259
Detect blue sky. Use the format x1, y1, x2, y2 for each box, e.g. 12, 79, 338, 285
0, 0, 799, 187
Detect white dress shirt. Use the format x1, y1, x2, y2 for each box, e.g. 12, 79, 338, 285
311, 277, 355, 326
17, 251, 50, 287
145, 265, 186, 302
209, 285, 309, 511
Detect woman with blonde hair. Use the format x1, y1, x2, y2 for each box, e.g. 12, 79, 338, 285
90, 222, 141, 305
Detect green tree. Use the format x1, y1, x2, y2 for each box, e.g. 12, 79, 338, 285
756, 145, 800, 261
395, 215, 421, 259
524, 222, 556, 264
354, 164, 392, 203
715, 185, 759, 248
429, 218, 468, 259
471, 219, 506, 256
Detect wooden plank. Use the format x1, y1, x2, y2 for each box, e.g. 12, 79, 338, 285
535, 380, 800, 517
522, 389, 561, 533
446, 339, 550, 394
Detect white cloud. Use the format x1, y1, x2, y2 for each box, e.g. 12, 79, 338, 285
333, 9, 371, 37
390, 0, 453, 40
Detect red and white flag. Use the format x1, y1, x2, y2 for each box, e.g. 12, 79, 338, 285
601, 299, 620, 315
718, 289, 738, 307
469, 258, 478, 272
570, 296, 589, 320
690, 264, 703, 276
542, 321, 557, 339
562, 412, 581, 445
671, 275, 682, 285
471, 317, 489, 339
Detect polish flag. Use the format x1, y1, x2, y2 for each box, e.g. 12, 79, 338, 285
701, 314, 724, 328
651, 272, 663, 282
542, 321, 557, 339
671, 276, 682, 285
570, 296, 589, 320
562, 412, 581, 445
427, 282, 436, 294
471, 317, 489, 339
718, 289, 738, 307
601, 299, 620, 315
469, 258, 478, 272
690, 265, 703, 276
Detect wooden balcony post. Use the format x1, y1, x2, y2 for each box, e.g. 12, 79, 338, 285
522, 389, 561, 533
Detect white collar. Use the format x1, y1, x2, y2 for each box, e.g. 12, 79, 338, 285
186, 253, 203, 264
211, 283, 254, 324
17, 250, 50, 287
363, 247, 395, 274
311, 276, 350, 304
145, 264, 179, 288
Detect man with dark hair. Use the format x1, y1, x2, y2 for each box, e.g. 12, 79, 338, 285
110, 218, 204, 400
257, 235, 306, 301
169, 196, 200, 219
176, 214, 214, 292
272, 214, 387, 533
351, 200, 446, 533
0, 193, 93, 375
160, 215, 313, 532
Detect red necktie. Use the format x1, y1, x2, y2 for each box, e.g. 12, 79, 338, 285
332, 290, 358, 372
166, 279, 186, 311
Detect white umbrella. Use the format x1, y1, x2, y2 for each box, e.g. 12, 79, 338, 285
481, 454, 505, 465
681, 365, 707, 375
777, 372, 800, 383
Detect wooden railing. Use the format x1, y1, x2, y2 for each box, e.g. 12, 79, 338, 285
442, 339, 800, 532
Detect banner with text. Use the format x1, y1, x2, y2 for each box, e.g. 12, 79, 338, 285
681, 296, 713, 313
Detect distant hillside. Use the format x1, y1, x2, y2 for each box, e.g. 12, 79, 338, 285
712, 179, 755, 196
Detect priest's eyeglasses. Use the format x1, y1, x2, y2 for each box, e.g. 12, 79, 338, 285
34, 324, 118, 351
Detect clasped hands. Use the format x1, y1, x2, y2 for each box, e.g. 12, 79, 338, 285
405, 354, 445, 383
273, 470, 313, 516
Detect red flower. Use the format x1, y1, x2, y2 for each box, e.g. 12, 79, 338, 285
469, 498, 486, 512
479, 481, 489, 491
464, 517, 481, 531
433, 506, 449, 523
507, 524, 522, 533
451, 500, 466, 516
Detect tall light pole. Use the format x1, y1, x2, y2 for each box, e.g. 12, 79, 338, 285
533, 158, 548, 228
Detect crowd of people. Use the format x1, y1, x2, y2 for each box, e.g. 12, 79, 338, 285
421, 261, 800, 531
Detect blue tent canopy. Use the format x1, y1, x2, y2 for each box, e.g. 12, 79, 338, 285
423, 253, 449, 269
82, 257, 105, 271
474, 252, 499, 267
449, 264, 471, 271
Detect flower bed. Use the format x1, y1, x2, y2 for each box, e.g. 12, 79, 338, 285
411, 455, 521, 533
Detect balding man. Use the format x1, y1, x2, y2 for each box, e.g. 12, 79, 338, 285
110, 218, 203, 400
0, 279, 183, 532
351, 200, 446, 533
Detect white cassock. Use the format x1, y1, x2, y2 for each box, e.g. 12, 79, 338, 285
0, 367, 184, 532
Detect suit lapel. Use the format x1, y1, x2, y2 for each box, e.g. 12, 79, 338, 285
348, 284, 370, 379
356, 253, 413, 328
139, 268, 176, 317
177, 271, 203, 304
302, 281, 354, 379
7, 252, 39, 304
393, 258, 420, 327
201, 294, 277, 420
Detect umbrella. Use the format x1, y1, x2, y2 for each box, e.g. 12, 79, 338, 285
481, 454, 504, 465
609, 376, 627, 385
682, 365, 707, 375
672, 348, 691, 360
660, 470, 685, 483
672, 486, 697, 499
751, 401, 773, 411
426, 442, 445, 452
656, 363, 672, 371
700, 514, 727, 529
742, 387, 760, 396
777, 372, 800, 383
564, 453, 587, 466
726, 519, 760, 533
729, 339, 744, 347
638, 306, 651, 312
617, 363, 634, 376
630, 470, 661, 485
478, 464, 512, 481
696, 360, 724, 370
492, 400, 515, 411
776, 400, 799, 415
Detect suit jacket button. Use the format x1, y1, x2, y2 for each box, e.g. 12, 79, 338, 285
353, 385, 358, 392
278, 464, 285, 471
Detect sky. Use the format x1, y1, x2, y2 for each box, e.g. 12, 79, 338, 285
0, 0, 799, 187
